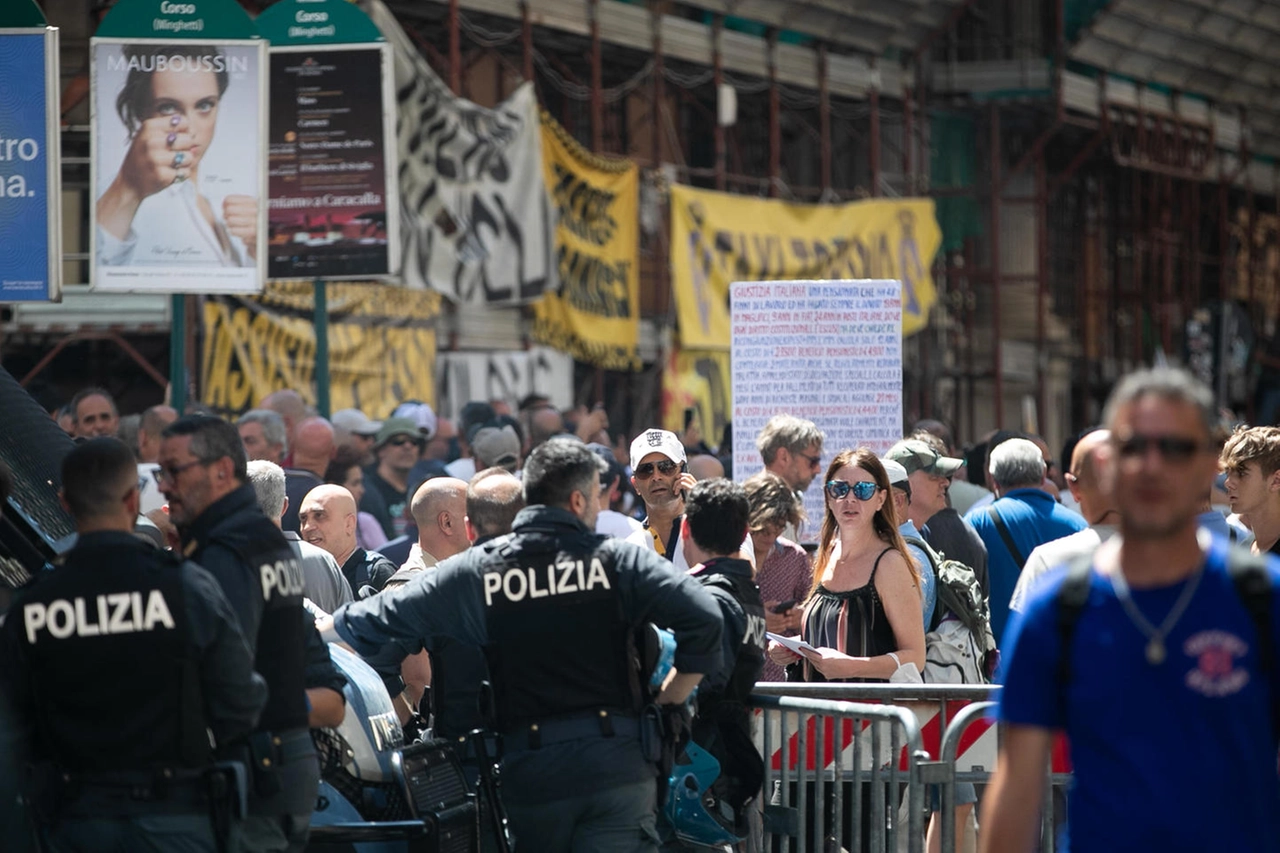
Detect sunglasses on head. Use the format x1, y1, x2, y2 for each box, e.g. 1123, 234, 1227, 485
825, 480, 879, 501
1115, 434, 1206, 462
634, 459, 680, 479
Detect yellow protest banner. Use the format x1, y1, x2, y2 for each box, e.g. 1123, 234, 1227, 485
201, 280, 441, 417
661, 348, 732, 451
669, 185, 943, 349
532, 115, 641, 370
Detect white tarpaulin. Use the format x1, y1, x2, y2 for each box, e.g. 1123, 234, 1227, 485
367, 0, 554, 306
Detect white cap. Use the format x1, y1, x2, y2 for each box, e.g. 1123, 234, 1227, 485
881, 458, 910, 487
629, 428, 687, 470
331, 408, 382, 437
392, 402, 438, 439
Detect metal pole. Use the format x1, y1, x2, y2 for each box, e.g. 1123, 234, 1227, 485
818, 43, 831, 193
712, 15, 725, 191
589, 0, 603, 152
169, 295, 186, 413
314, 280, 330, 418
989, 104, 1004, 429
903, 83, 914, 193
448, 0, 461, 93
1035, 153, 1048, 430
650, 2, 664, 167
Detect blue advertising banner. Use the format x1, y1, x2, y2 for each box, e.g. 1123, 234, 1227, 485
0, 28, 60, 302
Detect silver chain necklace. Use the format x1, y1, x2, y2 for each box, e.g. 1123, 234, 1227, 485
1109, 562, 1205, 665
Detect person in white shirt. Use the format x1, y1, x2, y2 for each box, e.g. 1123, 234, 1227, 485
1010, 429, 1118, 613
586, 443, 643, 539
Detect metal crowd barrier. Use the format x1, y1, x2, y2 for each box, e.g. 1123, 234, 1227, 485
752, 692, 930, 853
750, 683, 1072, 853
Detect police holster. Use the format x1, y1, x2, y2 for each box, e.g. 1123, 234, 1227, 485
246, 731, 282, 797
204, 761, 248, 853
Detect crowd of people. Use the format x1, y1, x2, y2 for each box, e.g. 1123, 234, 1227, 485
5, 367, 1280, 852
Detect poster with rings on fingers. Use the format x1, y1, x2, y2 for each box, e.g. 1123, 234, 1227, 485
90, 0, 267, 293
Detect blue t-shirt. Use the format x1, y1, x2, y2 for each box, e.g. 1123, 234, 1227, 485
998, 539, 1280, 852
965, 488, 1087, 644
900, 521, 936, 629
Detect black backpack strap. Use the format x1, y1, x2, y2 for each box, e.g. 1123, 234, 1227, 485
987, 505, 1026, 567
1224, 548, 1277, 740
1054, 555, 1094, 724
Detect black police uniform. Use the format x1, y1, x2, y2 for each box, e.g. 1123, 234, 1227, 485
182, 483, 343, 852
332, 505, 724, 852
683, 557, 766, 838
0, 531, 267, 852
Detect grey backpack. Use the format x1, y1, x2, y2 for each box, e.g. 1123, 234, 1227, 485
904, 535, 997, 684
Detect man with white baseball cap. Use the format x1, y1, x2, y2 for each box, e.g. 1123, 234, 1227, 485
625, 428, 752, 572
332, 409, 382, 467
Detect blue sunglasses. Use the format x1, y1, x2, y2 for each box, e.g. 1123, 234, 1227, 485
825, 480, 879, 501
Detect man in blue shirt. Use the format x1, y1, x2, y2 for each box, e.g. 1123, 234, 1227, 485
980, 367, 1280, 853
882, 458, 936, 627
964, 438, 1086, 644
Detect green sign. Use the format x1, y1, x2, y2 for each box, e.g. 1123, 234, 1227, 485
1, 0, 47, 28
96, 0, 259, 40
256, 0, 383, 46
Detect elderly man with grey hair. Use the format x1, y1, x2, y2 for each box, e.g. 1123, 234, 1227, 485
247, 460, 354, 614
963, 437, 1087, 645
239, 409, 288, 463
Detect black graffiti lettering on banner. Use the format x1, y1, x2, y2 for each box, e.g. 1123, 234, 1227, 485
556, 244, 632, 319
692, 355, 730, 446
551, 162, 617, 246
691, 215, 918, 284
530, 316, 641, 372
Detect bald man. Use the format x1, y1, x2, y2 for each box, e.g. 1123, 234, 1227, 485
292, 417, 337, 479
1010, 429, 1116, 612
687, 454, 725, 481
260, 389, 309, 454
299, 484, 396, 596
383, 477, 469, 589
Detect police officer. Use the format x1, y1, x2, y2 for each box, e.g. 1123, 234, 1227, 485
159, 416, 345, 853
667, 478, 766, 844
0, 438, 267, 852
319, 438, 724, 852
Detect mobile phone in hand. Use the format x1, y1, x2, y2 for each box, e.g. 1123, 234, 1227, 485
771, 599, 798, 614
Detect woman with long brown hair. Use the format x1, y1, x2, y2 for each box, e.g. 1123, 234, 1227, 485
767, 447, 925, 681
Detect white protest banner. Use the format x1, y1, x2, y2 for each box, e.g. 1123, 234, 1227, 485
367, 0, 553, 306
435, 346, 574, 418
731, 280, 903, 536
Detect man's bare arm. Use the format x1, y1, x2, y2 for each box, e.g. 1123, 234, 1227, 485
978, 724, 1054, 853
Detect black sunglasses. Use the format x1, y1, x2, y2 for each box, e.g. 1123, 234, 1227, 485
1115, 434, 1207, 462
635, 459, 680, 479
387, 435, 422, 448
825, 480, 879, 501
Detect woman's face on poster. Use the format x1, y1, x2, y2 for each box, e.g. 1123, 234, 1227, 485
147, 67, 220, 164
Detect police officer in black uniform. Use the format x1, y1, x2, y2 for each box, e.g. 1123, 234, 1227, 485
319, 438, 724, 852
159, 416, 345, 853
669, 478, 766, 843
0, 438, 267, 852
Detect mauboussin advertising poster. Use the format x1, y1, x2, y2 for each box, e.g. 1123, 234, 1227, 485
91, 40, 266, 292
267, 46, 395, 279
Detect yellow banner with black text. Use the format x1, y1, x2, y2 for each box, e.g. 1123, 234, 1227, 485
669, 185, 943, 349
532, 115, 641, 371
201, 280, 441, 417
